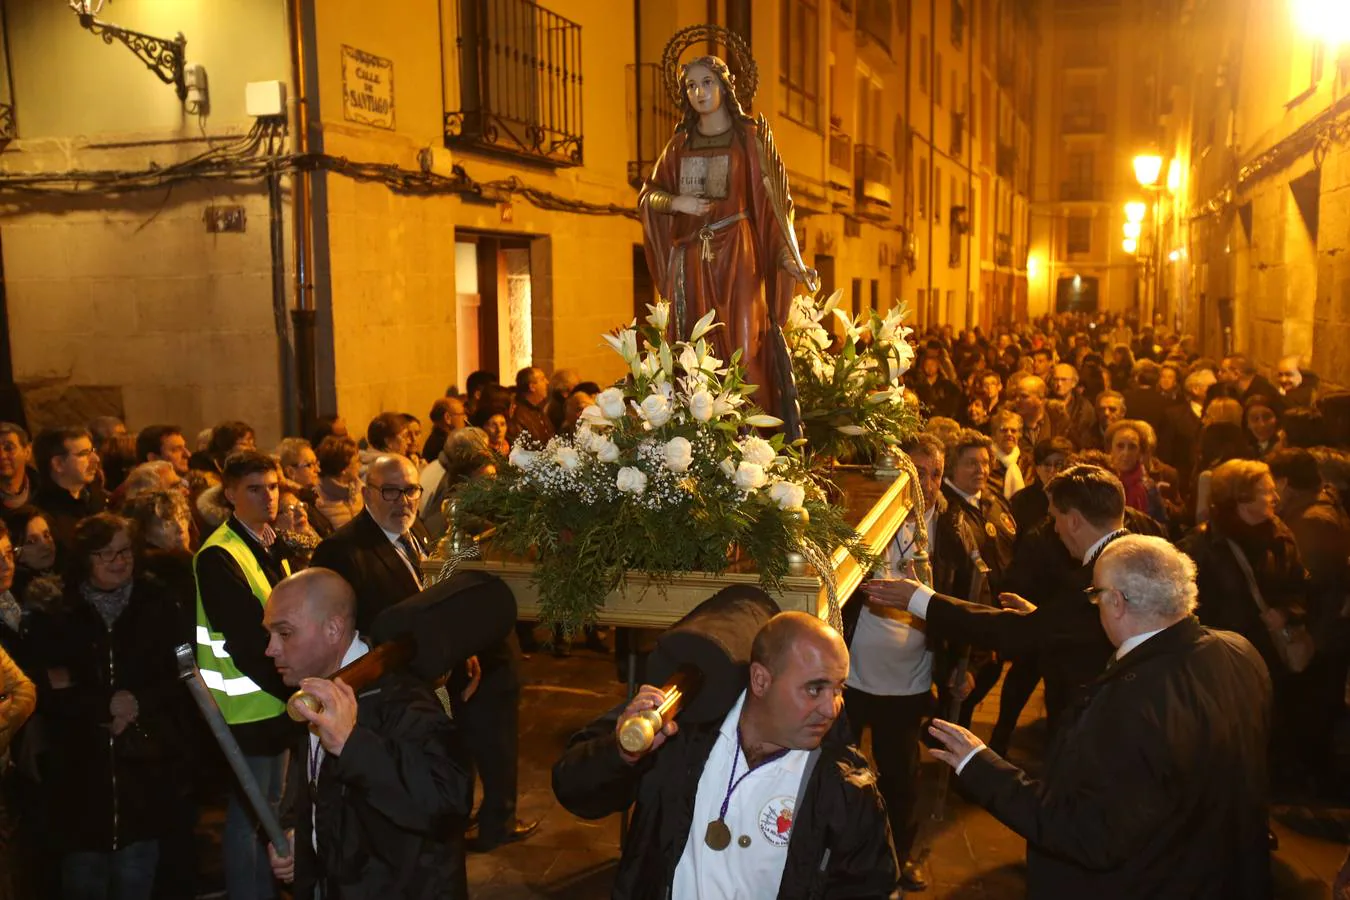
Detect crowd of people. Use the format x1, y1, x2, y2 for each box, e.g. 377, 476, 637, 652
0, 364, 593, 900
0, 304, 1347, 898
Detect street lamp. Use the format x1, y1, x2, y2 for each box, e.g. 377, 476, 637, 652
1123, 222, 1142, 239
1123, 238, 1138, 254
1292, 0, 1350, 46
1125, 201, 1147, 223
1132, 154, 1164, 188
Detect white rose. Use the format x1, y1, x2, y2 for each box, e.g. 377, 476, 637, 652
768, 480, 807, 510
555, 447, 581, 471
688, 389, 715, 422
597, 387, 627, 420
616, 466, 647, 495
719, 456, 736, 479
508, 446, 538, 469
580, 404, 607, 427
592, 436, 620, 463
662, 436, 693, 473
738, 436, 776, 468
639, 393, 672, 428
733, 461, 768, 492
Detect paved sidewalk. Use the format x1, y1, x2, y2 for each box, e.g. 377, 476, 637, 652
468, 639, 1348, 899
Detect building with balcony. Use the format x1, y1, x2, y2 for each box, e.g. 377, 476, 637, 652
1029, 0, 1163, 318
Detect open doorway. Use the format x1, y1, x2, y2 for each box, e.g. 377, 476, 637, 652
455, 229, 552, 392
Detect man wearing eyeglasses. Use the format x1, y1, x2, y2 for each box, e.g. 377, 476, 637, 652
876, 535, 1273, 899
31, 425, 108, 550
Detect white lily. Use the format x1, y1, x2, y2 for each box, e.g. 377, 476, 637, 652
689, 308, 718, 342
646, 301, 670, 331
743, 413, 785, 428
835, 424, 868, 435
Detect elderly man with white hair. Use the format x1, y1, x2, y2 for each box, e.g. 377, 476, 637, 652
867, 534, 1273, 899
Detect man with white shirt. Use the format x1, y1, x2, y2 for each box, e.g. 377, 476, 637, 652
845, 432, 946, 892
262, 568, 472, 899
552, 611, 898, 900
900, 537, 1273, 899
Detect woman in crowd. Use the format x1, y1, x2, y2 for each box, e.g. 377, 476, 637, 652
422, 427, 497, 541
24, 513, 183, 900
191, 421, 255, 476
1008, 436, 1075, 534
1106, 343, 1135, 390
1244, 394, 1283, 457
274, 488, 321, 569
120, 490, 195, 644
1181, 460, 1310, 785
313, 435, 363, 530
1191, 422, 1255, 524
1105, 419, 1178, 526
0, 636, 37, 900
98, 434, 139, 495
3, 507, 57, 607
275, 437, 330, 538
1203, 396, 1244, 428
988, 409, 1026, 500
477, 410, 511, 458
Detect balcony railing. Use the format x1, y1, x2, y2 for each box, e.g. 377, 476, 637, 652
1061, 111, 1106, 134
1060, 180, 1102, 201
857, 0, 892, 55
445, 0, 584, 167
627, 62, 678, 187
995, 232, 1013, 267
996, 142, 1016, 179
0, 104, 13, 144
855, 143, 893, 208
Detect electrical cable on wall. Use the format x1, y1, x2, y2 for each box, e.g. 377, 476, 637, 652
0, 122, 640, 221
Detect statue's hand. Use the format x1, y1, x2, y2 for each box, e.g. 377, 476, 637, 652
780, 256, 807, 282
671, 195, 713, 216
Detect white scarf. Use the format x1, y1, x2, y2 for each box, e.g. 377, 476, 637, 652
993, 445, 1025, 499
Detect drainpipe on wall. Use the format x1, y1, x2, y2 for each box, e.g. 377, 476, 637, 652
287, 0, 318, 438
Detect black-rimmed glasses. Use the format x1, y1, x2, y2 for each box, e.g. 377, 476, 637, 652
371, 484, 423, 503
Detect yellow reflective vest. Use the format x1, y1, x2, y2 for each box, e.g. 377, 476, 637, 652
193, 522, 290, 724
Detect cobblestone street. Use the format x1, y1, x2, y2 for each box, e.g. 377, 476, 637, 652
468, 635, 1349, 899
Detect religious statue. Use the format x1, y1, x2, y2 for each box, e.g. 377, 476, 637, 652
639, 26, 817, 436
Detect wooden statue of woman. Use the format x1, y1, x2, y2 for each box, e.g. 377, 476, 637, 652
639, 36, 816, 435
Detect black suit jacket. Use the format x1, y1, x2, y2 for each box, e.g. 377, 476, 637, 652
311, 511, 431, 636
959, 618, 1272, 900
283, 669, 472, 900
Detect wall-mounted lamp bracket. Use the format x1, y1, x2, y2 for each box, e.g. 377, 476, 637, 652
75, 11, 187, 102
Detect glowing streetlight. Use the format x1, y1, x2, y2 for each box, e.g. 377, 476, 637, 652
1123, 238, 1138, 254
1125, 201, 1147, 223
1133, 154, 1164, 187
1166, 159, 1182, 193
1292, 0, 1350, 46
1168, 249, 1181, 262
1123, 222, 1142, 239
1027, 255, 1040, 280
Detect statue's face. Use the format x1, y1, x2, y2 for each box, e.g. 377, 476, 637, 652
684, 64, 723, 116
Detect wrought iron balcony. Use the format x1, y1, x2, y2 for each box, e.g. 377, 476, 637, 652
856, 0, 892, 55
995, 232, 1013, 267
996, 142, 1016, 179
1059, 180, 1102, 201
855, 143, 893, 210
627, 62, 678, 187
1061, 112, 1106, 134
0, 105, 14, 145
445, 0, 584, 168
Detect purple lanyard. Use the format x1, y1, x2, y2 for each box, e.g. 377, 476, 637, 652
719, 726, 789, 821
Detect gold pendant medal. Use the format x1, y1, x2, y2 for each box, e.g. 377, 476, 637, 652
705, 819, 732, 851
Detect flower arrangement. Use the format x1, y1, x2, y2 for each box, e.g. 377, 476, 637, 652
457, 301, 872, 632
785, 291, 922, 465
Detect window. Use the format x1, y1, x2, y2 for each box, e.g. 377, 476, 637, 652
779, 0, 821, 128
934, 169, 942, 222
919, 34, 929, 94
447, 0, 584, 166
935, 52, 943, 107
952, 0, 965, 48
1067, 150, 1095, 185
1067, 216, 1091, 254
